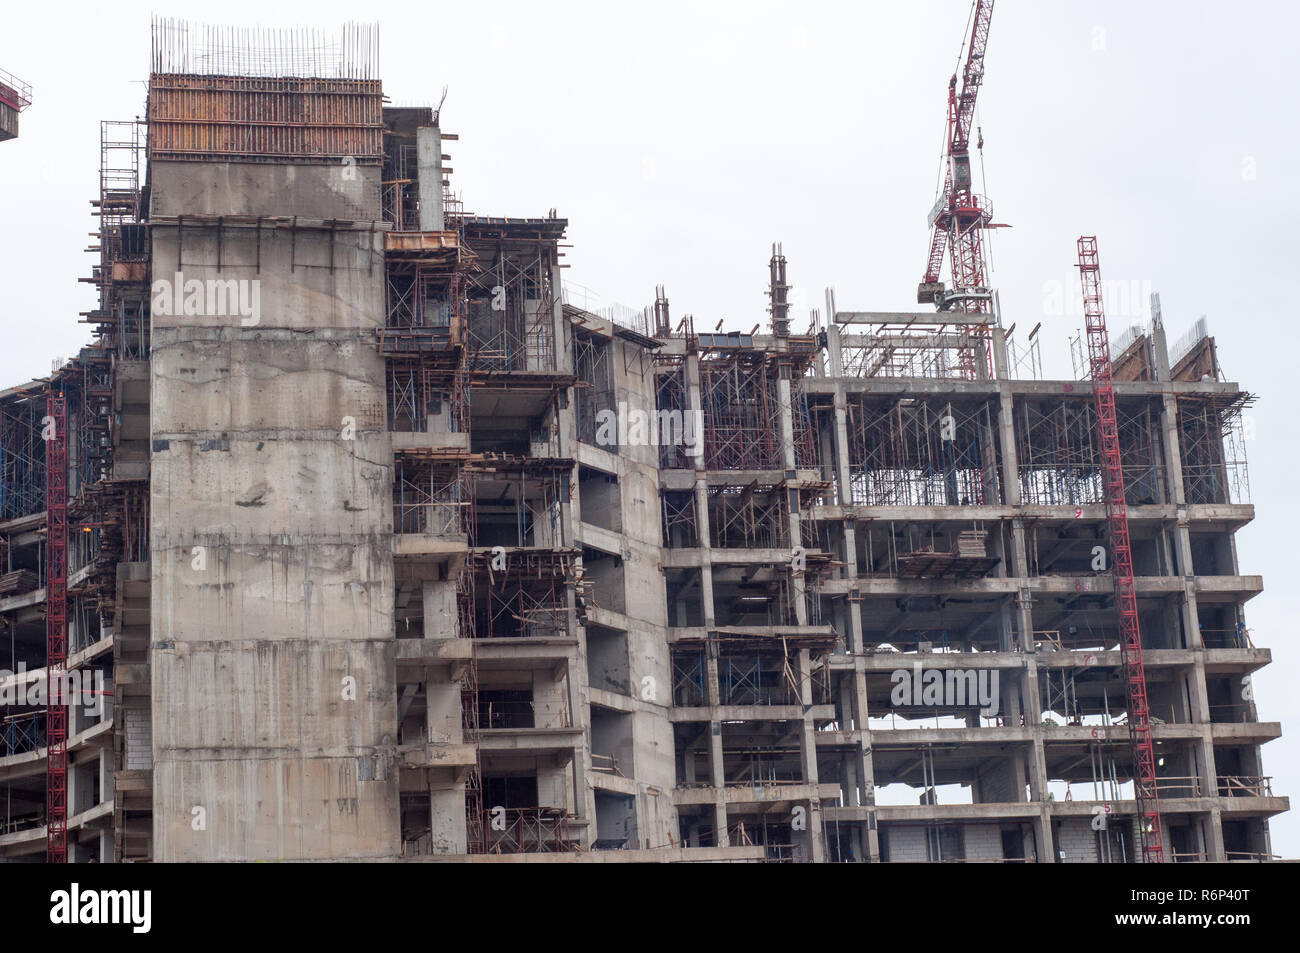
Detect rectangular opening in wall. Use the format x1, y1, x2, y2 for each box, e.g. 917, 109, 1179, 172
582, 544, 626, 615
589, 704, 634, 779
578, 464, 621, 533
664, 569, 704, 627
593, 791, 636, 849
586, 623, 630, 696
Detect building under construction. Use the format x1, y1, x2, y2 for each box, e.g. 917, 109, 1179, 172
0, 19, 1286, 863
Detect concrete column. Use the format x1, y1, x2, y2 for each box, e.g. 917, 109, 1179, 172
991, 326, 1009, 380
797, 648, 825, 862
1203, 806, 1226, 861
777, 376, 797, 471
416, 125, 444, 231
997, 389, 1021, 506
1150, 299, 1171, 382
832, 384, 853, 505
827, 324, 844, 378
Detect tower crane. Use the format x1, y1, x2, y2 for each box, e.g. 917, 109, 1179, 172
917, 0, 1001, 378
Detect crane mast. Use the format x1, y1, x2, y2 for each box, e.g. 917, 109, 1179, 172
919, 0, 997, 379
1077, 237, 1166, 863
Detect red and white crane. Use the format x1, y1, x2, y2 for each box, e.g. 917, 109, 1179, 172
918, 0, 1000, 378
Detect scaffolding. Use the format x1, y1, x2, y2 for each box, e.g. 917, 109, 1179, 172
0, 396, 45, 519
469, 457, 570, 549
81, 120, 149, 361
1178, 394, 1252, 505
458, 554, 485, 854
846, 396, 1000, 506
654, 356, 691, 468
1014, 398, 1166, 507
709, 482, 789, 550
471, 549, 573, 641
464, 232, 557, 373
485, 808, 576, 853
698, 349, 817, 471
44, 392, 68, 863
839, 328, 981, 380
393, 457, 472, 536
661, 490, 698, 549
573, 327, 615, 448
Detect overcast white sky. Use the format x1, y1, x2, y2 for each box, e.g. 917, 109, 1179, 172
2, 0, 1296, 857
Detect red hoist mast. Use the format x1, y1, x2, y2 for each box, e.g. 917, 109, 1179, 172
1076, 237, 1165, 864
919, 0, 999, 379
45, 391, 69, 863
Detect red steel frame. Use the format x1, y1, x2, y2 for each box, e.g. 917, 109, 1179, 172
45, 392, 69, 863
922, 0, 996, 379
0, 67, 33, 113
1077, 236, 1165, 863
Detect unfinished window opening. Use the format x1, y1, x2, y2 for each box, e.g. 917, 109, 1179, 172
1206, 675, 1251, 724
661, 490, 698, 548
573, 329, 615, 449
673, 722, 713, 788
717, 647, 800, 706
710, 567, 796, 628
708, 482, 789, 550
1197, 604, 1249, 648
665, 568, 704, 627
479, 689, 535, 729
719, 721, 805, 787
393, 457, 470, 536
479, 773, 579, 854
472, 465, 565, 548
654, 359, 691, 469
585, 623, 630, 696
855, 520, 1003, 582
865, 663, 1008, 731
400, 792, 434, 856
471, 551, 570, 640
1214, 747, 1271, 798
469, 388, 559, 456
482, 774, 539, 811
727, 811, 800, 862
593, 792, 637, 850
1032, 592, 1180, 653
578, 465, 621, 534
581, 545, 626, 615
1188, 530, 1235, 576
671, 648, 707, 707
857, 593, 1012, 656
380, 109, 425, 229
677, 810, 716, 848
589, 705, 634, 779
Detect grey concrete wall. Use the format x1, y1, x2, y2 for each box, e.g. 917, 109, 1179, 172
149, 160, 397, 860
150, 160, 380, 221
583, 332, 677, 847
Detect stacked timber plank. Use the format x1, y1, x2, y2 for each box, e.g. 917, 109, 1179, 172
0, 568, 39, 596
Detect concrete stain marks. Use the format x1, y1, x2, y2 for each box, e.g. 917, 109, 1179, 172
235, 482, 270, 507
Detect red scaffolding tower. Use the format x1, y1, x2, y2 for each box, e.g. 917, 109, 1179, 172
1077, 236, 1164, 863
45, 392, 69, 863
